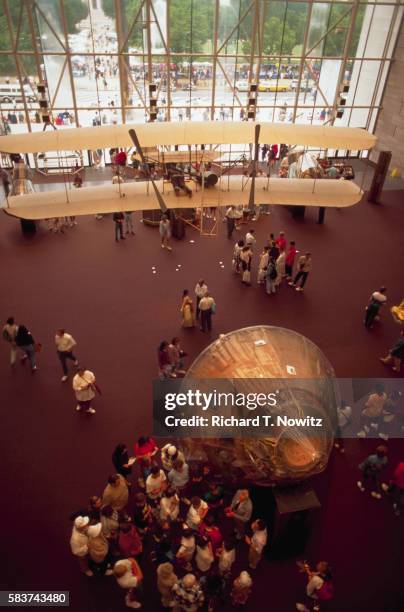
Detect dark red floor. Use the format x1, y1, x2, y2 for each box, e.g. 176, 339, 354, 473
0, 190, 403, 611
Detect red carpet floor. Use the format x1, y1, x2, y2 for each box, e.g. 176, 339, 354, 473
0, 190, 403, 611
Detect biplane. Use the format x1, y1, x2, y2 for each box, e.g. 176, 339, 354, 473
1, 122, 376, 224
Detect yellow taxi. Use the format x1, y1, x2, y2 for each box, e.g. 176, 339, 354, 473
258, 79, 292, 92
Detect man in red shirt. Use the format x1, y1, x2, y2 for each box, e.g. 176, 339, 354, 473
134, 436, 158, 487
276, 231, 286, 253
285, 241, 297, 280
199, 514, 223, 553
118, 523, 142, 558
116, 149, 127, 167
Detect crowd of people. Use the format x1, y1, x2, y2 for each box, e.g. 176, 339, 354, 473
68, 436, 345, 611
231, 228, 311, 294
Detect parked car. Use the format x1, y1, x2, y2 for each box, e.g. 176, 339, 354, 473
234, 80, 250, 92
0, 84, 36, 103
291, 79, 314, 92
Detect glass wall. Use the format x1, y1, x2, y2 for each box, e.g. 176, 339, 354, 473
0, 0, 403, 144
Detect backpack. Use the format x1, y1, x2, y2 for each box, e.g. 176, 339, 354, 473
2, 328, 12, 343
269, 264, 277, 280
316, 579, 334, 601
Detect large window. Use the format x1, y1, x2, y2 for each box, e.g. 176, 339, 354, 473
0, 0, 403, 138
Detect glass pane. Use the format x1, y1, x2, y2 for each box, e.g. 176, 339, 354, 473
0, 44, 18, 81
52, 62, 74, 109
0, 9, 13, 51
9, 2, 37, 53
150, 0, 168, 53
35, 0, 66, 53
348, 5, 366, 57
115, 0, 144, 53
352, 4, 394, 59
337, 59, 381, 127
18, 53, 40, 88
264, 1, 309, 57
0, 57, 23, 135
169, 0, 215, 54
307, 3, 331, 57
387, 6, 404, 56
72, 54, 121, 110
41, 55, 72, 109
218, 0, 252, 51
323, 4, 352, 58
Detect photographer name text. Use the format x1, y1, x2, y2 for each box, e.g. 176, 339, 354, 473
164, 414, 324, 428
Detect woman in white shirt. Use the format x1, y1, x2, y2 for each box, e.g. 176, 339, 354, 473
195, 536, 214, 573
186, 496, 208, 530
275, 250, 286, 286
160, 489, 180, 523
257, 247, 269, 284
145, 465, 167, 502
218, 538, 236, 576
72, 367, 97, 414
176, 529, 195, 571
233, 239, 244, 273
194, 279, 208, 319
245, 229, 256, 248
246, 519, 267, 569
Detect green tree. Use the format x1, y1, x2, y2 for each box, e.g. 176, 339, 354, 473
170, 0, 214, 53
263, 4, 307, 57
0, 0, 89, 76
102, 0, 143, 49
64, 0, 89, 33
0, 3, 34, 75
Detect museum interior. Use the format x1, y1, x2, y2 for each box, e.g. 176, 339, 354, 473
0, 1, 403, 611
